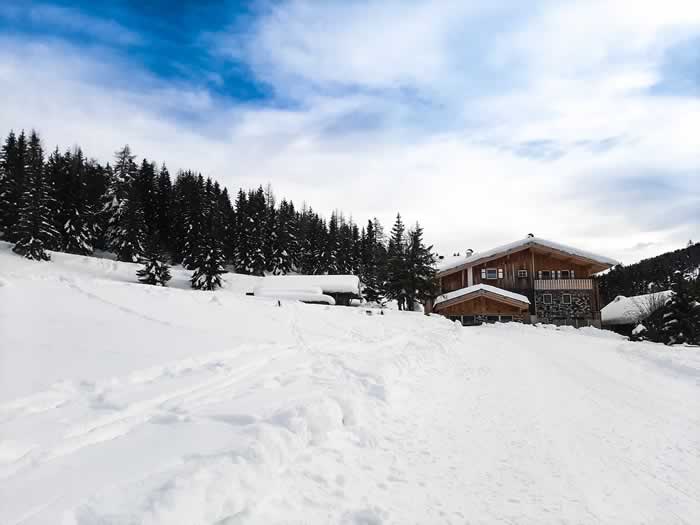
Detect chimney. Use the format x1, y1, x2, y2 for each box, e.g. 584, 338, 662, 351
465, 249, 474, 257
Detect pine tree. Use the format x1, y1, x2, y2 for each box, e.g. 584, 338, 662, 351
350, 222, 361, 274
191, 234, 227, 290
0, 130, 27, 241
263, 184, 277, 272
360, 219, 386, 304
111, 185, 146, 262
236, 186, 267, 275
233, 189, 249, 271
661, 271, 700, 345
12, 131, 58, 260
385, 213, 408, 309
404, 223, 437, 311
137, 235, 172, 286
271, 199, 297, 274
180, 173, 206, 269
49, 147, 97, 255
296, 205, 323, 274
218, 187, 236, 264
154, 164, 172, 252
0, 131, 16, 237
104, 146, 146, 262
336, 216, 354, 274
134, 159, 157, 238
322, 212, 340, 274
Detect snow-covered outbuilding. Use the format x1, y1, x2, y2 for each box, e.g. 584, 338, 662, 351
433, 284, 531, 324
250, 275, 362, 306
601, 291, 673, 326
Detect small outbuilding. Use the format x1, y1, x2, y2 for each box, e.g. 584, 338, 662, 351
432, 284, 531, 325
250, 275, 362, 306
601, 291, 672, 334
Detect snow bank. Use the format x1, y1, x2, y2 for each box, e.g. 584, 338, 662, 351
437, 236, 620, 273
434, 283, 530, 307
601, 290, 673, 325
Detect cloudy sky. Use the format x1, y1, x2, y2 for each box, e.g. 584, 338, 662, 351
1, 0, 698, 264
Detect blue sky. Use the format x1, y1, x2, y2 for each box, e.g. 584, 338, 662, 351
0, 0, 698, 263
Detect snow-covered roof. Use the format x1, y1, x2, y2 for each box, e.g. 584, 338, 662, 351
601, 291, 673, 325
437, 237, 620, 274
253, 288, 336, 305
434, 284, 530, 307
255, 275, 361, 295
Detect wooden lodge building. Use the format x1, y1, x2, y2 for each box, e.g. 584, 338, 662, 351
426, 236, 619, 327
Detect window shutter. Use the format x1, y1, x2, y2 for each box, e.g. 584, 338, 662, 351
556, 270, 561, 279
498, 268, 504, 279
538, 271, 542, 279
481, 269, 486, 279
571, 269, 575, 279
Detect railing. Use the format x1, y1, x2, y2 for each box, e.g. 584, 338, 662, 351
534, 279, 593, 290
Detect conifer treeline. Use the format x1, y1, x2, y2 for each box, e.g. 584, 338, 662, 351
0, 129, 436, 306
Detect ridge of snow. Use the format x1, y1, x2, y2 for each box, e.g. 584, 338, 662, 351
434, 283, 530, 307
437, 236, 620, 273
601, 290, 673, 325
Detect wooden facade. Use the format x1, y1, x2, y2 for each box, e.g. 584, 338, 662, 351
435, 293, 528, 322
439, 247, 606, 294
432, 241, 615, 325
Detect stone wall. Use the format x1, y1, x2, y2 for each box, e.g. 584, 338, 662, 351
535, 290, 593, 322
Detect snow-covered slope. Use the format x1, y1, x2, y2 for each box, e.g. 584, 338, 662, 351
1, 243, 699, 524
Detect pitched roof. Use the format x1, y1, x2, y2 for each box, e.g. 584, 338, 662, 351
434, 284, 530, 308
436, 236, 620, 275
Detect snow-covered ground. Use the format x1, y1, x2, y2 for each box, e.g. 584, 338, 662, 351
1, 242, 699, 524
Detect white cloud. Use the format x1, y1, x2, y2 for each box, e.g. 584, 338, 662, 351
0, 1, 698, 265
0, 3, 143, 46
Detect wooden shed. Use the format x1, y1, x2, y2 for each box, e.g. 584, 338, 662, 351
432, 284, 530, 325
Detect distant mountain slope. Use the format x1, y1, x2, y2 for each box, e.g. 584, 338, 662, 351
599, 242, 700, 304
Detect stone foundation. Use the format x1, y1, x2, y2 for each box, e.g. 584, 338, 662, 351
535, 290, 593, 322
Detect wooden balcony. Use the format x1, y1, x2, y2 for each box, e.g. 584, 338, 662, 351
534, 278, 593, 290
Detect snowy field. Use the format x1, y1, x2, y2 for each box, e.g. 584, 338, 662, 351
1, 242, 699, 524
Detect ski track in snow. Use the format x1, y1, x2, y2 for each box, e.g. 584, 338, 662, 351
1, 242, 699, 524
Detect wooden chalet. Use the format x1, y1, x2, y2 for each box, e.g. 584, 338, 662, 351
427, 236, 619, 326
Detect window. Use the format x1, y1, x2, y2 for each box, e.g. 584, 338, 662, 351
562, 294, 572, 305
482, 268, 500, 280
539, 270, 552, 279
461, 315, 476, 326
517, 269, 528, 278
486, 315, 499, 323
560, 270, 571, 279
542, 294, 553, 304
448, 316, 460, 323
500, 315, 513, 322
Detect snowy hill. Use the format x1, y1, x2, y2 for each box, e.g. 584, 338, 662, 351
1, 243, 699, 524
